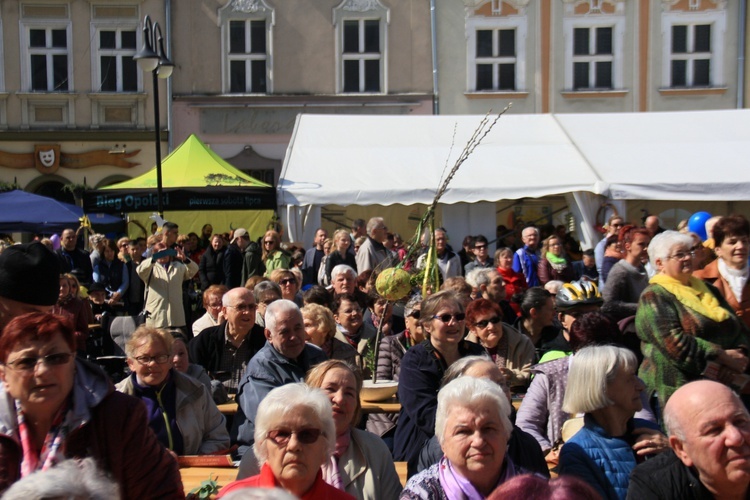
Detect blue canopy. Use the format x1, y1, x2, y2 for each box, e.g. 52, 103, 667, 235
0, 190, 124, 234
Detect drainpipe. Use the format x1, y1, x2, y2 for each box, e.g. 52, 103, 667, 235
430, 0, 439, 114
165, 0, 174, 151
738, 0, 746, 108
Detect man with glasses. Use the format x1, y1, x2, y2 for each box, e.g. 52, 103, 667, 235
513, 226, 542, 287
232, 300, 327, 455
355, 217, 392, 274
594, 215, 624, 289
464, 234, 493, 274
189, 287, 265, 394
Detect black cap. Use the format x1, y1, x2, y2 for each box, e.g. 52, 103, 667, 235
88, 282, 107, 294
0, 242, 60, 306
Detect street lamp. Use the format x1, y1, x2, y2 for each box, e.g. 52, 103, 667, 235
134, 15, 174, 216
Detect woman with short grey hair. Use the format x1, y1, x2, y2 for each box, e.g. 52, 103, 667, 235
219, 384, 352, 499
559, 346, 666, 500
402, 377, 521, 499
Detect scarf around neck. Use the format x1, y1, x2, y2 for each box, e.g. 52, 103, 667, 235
718, 258, 749, 304
650, 273, 731, 323
546, 252, 567, 272
437, 455, 517, 500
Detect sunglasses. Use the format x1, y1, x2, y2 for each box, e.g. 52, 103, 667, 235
5, 352, 74, 372
268, 428, 322, 446
474, 244, 487, 250
433, 313, 466, 323
263, 241, 275, 245
279, 278, 296, 286
407, 310, 421, 319
474, 316, 502, 329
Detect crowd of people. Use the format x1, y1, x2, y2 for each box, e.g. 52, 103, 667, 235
0, 211, 749, 499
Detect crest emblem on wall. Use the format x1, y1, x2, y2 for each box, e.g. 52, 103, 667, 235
34, 145, 61, 174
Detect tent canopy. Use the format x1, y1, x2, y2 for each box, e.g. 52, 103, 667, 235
0, 190, 123, 233
84, 134, 276, 213
279, 109, 750, 206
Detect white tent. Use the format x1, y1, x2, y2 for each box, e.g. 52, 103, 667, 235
278, 109, 750, 247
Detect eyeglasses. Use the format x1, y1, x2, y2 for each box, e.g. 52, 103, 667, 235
279, 278, 296, 286
228, 303, 258, 313
407, 310, 421, 319
474, 244, 487, 250
134, 354, 170, 365
263, 240, 275, 245
668, 251, 696, 261
267, 428, 322, 446
5, 352, 73, 372
474, 316, 502, 329
433, 313, 466, 323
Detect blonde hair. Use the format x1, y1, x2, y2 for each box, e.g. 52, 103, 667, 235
125, 325, 174, 358
301, 303, 336, 342
305, 359, 363, 427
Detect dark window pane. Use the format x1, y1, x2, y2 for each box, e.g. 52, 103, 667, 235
672, 25, 687, 53
229, 21, 245, 54
122, 57, 137, 91
574, 28, 589, 55
343, 60, 359, 92
53, 54, 67, 90
574, 61, 589, 89
364, 59, 379, 91
31, 54, 47, 90
30, 29, 46, 48
343, 21, 359, 53
476, 64, 493, 90
122, 30, 136, 50
499, 63, 515, 90
671, 60, 687, 86
100, 31, 116, 49
100, 55, 117, 91
364, 20, 379, 53
52, 29, 66, 48
250, 60, 266, 92
694, 59, 710, 86
499, 29, 515, 57
695, 25, 711, 53
595, 61, 612, 88
476, 30, 493, 57
230, 60, 246, 92
596, 27, 612, 55
250, 20, 266, 54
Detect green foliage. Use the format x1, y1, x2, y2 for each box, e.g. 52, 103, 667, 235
188, 475, 220, 499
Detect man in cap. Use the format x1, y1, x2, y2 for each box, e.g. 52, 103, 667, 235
0, 241, 61, 330
224, 228, 250, 289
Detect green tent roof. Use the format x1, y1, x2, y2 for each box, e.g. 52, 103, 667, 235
104, 134, 271, 189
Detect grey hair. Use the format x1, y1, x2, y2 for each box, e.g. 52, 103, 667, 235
563, 345, 638, 414
442, 355, 494, 386
330, 264, 356, 282
522, 226, 540, 238
223, 286, 254, 307
466, 268, 497, 289
2, 458, 120, 500
404, 293, 423, 317
544, 280, 564, 295
222, 488, 299, 500
663, 400, 685, 441
253, 383, 335, 465
265, 299, 301, 333
435, 376, 512, 445
254, 280, 282, 302
647, 230, 694, 269
366, 217, 384, 235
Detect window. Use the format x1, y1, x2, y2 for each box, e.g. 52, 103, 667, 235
572, 27, 613, 90
334, 0, 389, 94
475, 29, 516, 91
27, 27, 70, 91
661, 10, 726, 90
96, 28, 138, 92
670, 24, 711, 87
219, 0, 274, 94
228, 19, 268, 93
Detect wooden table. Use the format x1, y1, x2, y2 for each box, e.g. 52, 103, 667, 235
217, 401, 238, 415
180, 466, 238, 495
395, 461, 408, 487
219, 398, 401, 415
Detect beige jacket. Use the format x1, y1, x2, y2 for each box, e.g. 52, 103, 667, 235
333, 428, 402, 500
466, 323, 536, 390
137, 257, 199, 328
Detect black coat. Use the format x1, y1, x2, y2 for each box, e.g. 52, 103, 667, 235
199, 246, 226, 291
627, 449, 715, 500
188, 322, 266, 375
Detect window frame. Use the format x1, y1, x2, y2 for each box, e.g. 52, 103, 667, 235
661, 10, 726, 89
466, 14, 527, 93
219, 0, 274, 95
563, 15, 624, 92
226, 19, 270, 94
333, 0, 389, 95
90, 22, 140, 93
20, 20, 73, 92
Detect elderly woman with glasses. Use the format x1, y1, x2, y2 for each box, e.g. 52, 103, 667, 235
465, 298, 535, 392
0, 313, 183, 497
393, 290, 486, 477
218, 383, 354, 499
270, 269, 303, 306
402, 376, 523, 499
116, 325, 229, 456
262, 230, 291, 278
636, 230, 750, 413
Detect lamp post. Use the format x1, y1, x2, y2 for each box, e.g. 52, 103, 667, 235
134, 15, 174, 216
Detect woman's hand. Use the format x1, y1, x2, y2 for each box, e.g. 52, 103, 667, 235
632, 427, 669, 456
718, 349, 749, 374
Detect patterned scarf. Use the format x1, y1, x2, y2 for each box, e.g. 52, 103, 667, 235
437, 455, 519, 500
322, 430, 352, 491
650, 273, 731, 323
16, 398, 71, 477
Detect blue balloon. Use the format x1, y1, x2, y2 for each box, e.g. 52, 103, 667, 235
688, 211, 712, 241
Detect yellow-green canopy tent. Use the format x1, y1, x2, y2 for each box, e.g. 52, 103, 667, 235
83, 134, 276, 239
